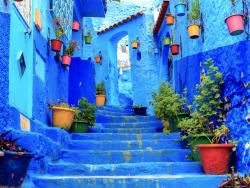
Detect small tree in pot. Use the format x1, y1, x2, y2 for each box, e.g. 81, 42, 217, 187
70, 98, 97, 133
187, 0, 201, 39
51, 18, 65, 52
96, 82, 106, 106
0, 131, 33, 187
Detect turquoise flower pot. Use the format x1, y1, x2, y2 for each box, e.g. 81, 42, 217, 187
175, 3, 186, 16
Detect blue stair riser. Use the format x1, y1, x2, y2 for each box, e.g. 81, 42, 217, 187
89, 127, 163, 133
96, 111, 133, 116
95, 115, 158, 123
68, 139, 181, 150
47, 162, 203, 176
71, 133, 181, 141
99, 121, 163, 129
61, 149, 191, 164
97, 106, 132, 113
31, 175, 226, 188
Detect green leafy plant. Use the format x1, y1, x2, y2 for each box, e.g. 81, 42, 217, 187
0, 131, 28, 152
96, 82, 106, 95
74, 98, 96, 126
152, 82, 185, 121
180, 0, 185, 3
188, 0, 200, 24
178, 58, 225, 138
48, 100, 74, 109
64, 40, 80, 56
52, 18, 65, 40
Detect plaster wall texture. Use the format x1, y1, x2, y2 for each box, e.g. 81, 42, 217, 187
155, 0, 250, 172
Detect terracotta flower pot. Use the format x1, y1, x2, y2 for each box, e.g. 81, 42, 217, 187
95, 56, 101, 63
170, 44, 180, 55
62, 55, 72, 66
51, 106, 75, 130
96, 95, 106, 106
225, 14, 244, 36
164, 37, 171, 46
188, 24, 200, 39
166, 14, 175, 25
132, 41, 138, 49
51, 39, 62, 52
72, 21, 80, 32
175, 3, 186, 16
197, 144, 234, 174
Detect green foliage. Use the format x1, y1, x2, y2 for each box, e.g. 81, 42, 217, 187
74, 98, 97, 126
180, 0, 185, 3
152, 82, 185, 120
188, 0, 200, 24
178, 58, 225, 136
52, 18, 65, 39
96, 82, 106, 95
49, 100, 74, 109
64, 40, 79, 56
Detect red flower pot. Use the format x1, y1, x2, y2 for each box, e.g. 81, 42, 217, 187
62, 55, 72, 66
51, 39, 62, 52
225, 14, 244, 36
72, 21, 80, 32
170, 44, 180, 55
197, 144, 234, 175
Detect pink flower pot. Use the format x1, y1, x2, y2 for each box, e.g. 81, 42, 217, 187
72, 21, 80, 32
62, 55, 72, 66
225, 14, 244, 36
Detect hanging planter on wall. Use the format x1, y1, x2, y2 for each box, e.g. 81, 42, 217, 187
51, 39, 63, 52
175, 1, 186, 16
187, 0, 201, 39
95, 51, 102, 63
62, 40, 79, 66
72, 21, 80, 32
225, 14, 244, 36
166, 13, 175, 25
85, 31, 92, 44
170, 44, 180, 55
132, 40, 138, 49
62, 55, 72, 66
163, 37, 171, 46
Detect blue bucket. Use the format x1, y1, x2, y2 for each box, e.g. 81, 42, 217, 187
175, 3, 186, 16
0, 151, 33, 187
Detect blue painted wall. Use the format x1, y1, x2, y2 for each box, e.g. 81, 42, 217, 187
155, 0, 250, 172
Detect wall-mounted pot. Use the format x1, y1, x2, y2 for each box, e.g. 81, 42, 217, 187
164, 37, 171, 46
170, 44, 180, 55
95, 56, 101, 63
175, 3, 186, 16
51, 39, 62, 52
132, 41, 138, 49
187, 24, 200, 39
166, 13, 175, 25
225, 14, 244, 36
72, 21, 80, 32
85, 36, 92, 44
62, 55, 72, 66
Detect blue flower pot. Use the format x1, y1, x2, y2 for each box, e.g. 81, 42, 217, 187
0, 151, 33, 187
175, 3, 186, 16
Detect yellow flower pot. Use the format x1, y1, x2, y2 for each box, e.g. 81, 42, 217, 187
187, 24, 200, 39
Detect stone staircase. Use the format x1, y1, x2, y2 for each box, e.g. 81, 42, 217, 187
28, 106, 226, 188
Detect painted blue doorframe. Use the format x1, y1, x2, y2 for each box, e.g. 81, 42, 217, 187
69, 57, 95, 105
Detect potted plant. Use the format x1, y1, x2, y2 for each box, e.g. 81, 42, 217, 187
225, 0, 244, 36
62, 40, 79, 66
163, 37, 171, 46
187, 0, 201, 39
197, 125, 234, 174
133, 106, 147, 116
95, 51, 102, 63
132, 40, 139, 49
152, 82, 187, 132
85, 31, 92, 44
51, 18, 64, 52
175, 0, 186, 16
166, 13, 175, 25
70, 98, 97, 133
72, 21, 80, 32
96, 82, 106, 106
49, 100, 75, 130
0, 131, 33, 187
219, 169, 250, 187
170, 34, 180, 55
178, 59, 225, 161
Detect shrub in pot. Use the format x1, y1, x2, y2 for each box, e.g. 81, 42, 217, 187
51, 18, 64, 52
70, 98, 97, 133
219, 170, 250, 188
62, 40, 79, 66
178, 59, 226, 161
187, 0, 201, 39
175, 0, 186, 16
85, 31, 92, 44
96, 82, 106, 106
152, 82, 188, 133
49, 100, 75, 130
225, 0, 244, 36
0, 131, 33, 187
133, 106, 147, 116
